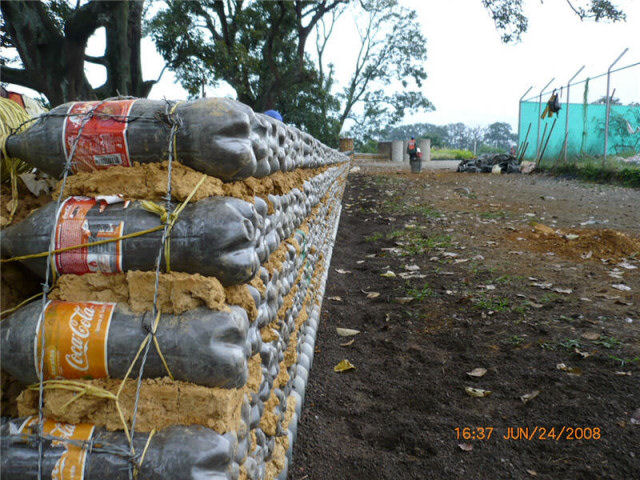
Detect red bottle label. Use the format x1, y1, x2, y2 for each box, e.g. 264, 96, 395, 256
54, 196, 125, 275
63, 100, 136, 173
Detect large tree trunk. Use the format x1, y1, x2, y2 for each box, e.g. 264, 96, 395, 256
127, 0, 153, 97
1, 1, 96, 105
1, 0, 151, 106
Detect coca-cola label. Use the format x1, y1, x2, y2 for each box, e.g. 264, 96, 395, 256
19, 416, 94, 480
54, 197, 124, 274
35, 300, 115, 380
63, 99, 136, 173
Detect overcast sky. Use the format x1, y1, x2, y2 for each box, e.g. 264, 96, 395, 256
5, 0, 640, 132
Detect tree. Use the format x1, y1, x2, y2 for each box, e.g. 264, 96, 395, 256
333, 0, 433, 139
484, 121, 517, 149
468, 125, 486, 151
595, 95, 622, 105
148, 0, 433, 145
1, 0, 158, 106
482, 0, 626, 42
446, 122, 472, 149
375, 122, 449, 147
148, 1, 344, 109
147, 0, 345, 144
372, 121, 517, 152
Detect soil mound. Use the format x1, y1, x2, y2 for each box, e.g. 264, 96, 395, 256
511, 223, 640, 261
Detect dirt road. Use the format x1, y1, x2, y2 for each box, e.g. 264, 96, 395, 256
290, 169, 639, 480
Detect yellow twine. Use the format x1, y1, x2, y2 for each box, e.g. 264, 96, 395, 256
3, 175, 206, 276
20, 99, 189, 465
140, 174, 207, 272
134, 428, 156, 478
0, 291, 43, 318
27, 310, 174, 450
0, 97, 38, 223
0, 225, 165, 264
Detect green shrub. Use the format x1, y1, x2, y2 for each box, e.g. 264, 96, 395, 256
430, 148, 475, 160
538, 160, 640, 188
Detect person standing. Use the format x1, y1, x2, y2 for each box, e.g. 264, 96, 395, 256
407, 136, 418, 161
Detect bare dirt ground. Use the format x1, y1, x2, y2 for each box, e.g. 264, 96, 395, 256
290, 168, 640, 480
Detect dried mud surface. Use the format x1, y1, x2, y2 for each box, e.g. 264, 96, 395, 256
17, 354, 262, 433
291, 170, 639, 480
58, 161, 334, 205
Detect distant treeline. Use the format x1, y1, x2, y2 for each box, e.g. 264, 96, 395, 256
358, 121, 518, 153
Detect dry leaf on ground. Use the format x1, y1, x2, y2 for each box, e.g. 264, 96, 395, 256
336, 327, 360, 337
466, 368, 487, 378
394, 297, 414, 304
520, 390, 540, 403
581, 331, 600, 340
556, 363, 582, 376
334, 359, 356, 372
465, 387, 492, 398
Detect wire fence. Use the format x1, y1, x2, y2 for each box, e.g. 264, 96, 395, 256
517, 51, 640, 169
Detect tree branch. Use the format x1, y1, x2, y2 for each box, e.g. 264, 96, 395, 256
64, 0, 111, 42
0, 64, 39, 90
84, 54, 107, 65
565, 0, 584, 20
213, 0, 231, 45
192, 2, 223, 42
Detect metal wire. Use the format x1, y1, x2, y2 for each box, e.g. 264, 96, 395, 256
19, 97, 181, 478
522, 61, 640, 102
35, 97, 114, 479
4, 100, 175, 178
126, 100, 181, 479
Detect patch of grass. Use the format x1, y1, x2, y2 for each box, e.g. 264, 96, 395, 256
389, 228, 453, 255
402, 234, 452, 255
558, 338, 582, 350
607, 355, 640, 366
373, 175, 403, 186
540, 293, 561, 304
431, 148, 475, 160
468, 262, 498, 276
474, 295, 510, 312
539, 341, 557, 351
538, 160, 640, 188
507, 335, 525, 346
406, 282, 434, 301
381, 199, 405, 213
365, 232, 383, 242
416, 205, 442, 218
387, 229, 405, 239
480, 211, 507, 220
593, 336, 622, 349
492, 274, 524, 284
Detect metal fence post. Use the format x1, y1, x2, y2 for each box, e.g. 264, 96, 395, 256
603, 48, 628, 165
518, 85, 533, 156
563, 65, 585, 163
537, 78, 555, 159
